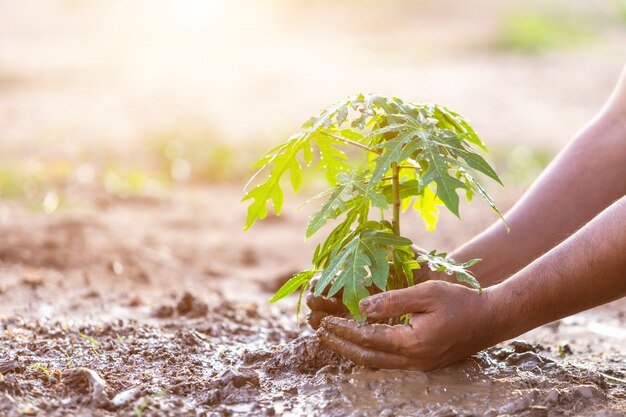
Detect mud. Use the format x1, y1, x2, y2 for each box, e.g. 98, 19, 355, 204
0, 189, 625, 416
1, 296, 624, 417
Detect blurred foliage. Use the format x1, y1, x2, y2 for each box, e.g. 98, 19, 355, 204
149, 130, 260, 183
102, 168, 167, 199
0, 130, 553, 216
497, 10, 595, 53
0, 129, 283, 212
616, 0, 626, 22
0, 162, 68, 213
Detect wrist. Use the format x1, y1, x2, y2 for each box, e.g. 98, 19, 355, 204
479, 285, 517, 347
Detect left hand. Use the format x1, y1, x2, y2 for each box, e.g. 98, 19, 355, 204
317, 281, 499, 371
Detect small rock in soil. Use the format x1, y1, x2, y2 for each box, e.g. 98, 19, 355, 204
176, 292, 208, 317
218, 368, 260, 388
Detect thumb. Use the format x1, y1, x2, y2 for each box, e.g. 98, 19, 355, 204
359, 282, 439, 319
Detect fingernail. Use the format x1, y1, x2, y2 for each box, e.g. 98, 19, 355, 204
359, 298, 372, 313
321, 316, 334, 328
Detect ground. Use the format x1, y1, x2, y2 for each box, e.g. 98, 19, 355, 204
1, 1, 626, 416
0, 185, 624, 416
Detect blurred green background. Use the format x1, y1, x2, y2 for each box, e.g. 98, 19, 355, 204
0, 0, 625, 211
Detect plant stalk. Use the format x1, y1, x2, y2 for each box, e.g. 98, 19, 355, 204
391, 163, 401, 236
389, 162, 403, 326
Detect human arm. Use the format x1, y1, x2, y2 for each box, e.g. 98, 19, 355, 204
318, 195, 626, 370
451, 66, 626, 286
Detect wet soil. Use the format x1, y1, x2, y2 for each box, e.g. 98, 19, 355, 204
0, 187, 625, 416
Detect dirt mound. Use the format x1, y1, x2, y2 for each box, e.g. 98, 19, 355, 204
0, 292, 624, 416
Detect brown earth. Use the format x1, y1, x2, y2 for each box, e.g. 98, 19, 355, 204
1, 2, 626, 415
0, 186, 624, 416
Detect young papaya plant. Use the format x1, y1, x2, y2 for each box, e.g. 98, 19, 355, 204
242, 94, 508, 322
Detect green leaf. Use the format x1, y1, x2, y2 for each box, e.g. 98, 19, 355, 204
455, 150, 502, 185
417, 252, 482, 292
341, 274, 371, 322
382, 179, 423, 202
369, 131, 418, 188
336, 105, 348, 126
306, 185, 350, 238
242, 136, 309, 229
420, 162, 467, 217
369, 123, 407, 137
412, 186, 442, 231
338, 129, 366, 142
364, 231, 412, 247
394, 245, 419, 287
359, 238, 389, 292
455, 272, 482, 292
244, 93, 507, 319
315, 229, 415, 320
313, 209, 358, 269
462, 170, 510, 232
423, 104, 487, 150
306, 171, 367, 238
314, 238, 358, 296
269, 270, 315, 304
350, 174, 389, 210
288, 158, 303, 192
316, 134, 349, 185
326, 237, 372, 322
296, 275, 312, 325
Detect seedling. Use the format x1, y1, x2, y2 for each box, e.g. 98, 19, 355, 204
30, 363, 56, 384
243, 94, 507, 321
134, 390, 167, 417
80, 333, 101, 358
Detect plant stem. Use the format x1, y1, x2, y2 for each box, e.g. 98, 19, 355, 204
322, 132, 381, 155
389, 161, 403, 311
391, 162, 401, 236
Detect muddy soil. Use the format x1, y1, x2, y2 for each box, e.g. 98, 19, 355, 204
0, 187, 625, 416
1, 302, 625, 417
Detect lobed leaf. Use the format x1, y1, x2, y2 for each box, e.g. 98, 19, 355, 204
369, 131, 419, 189
417, 252, 482, 292
242, 136, 309, 230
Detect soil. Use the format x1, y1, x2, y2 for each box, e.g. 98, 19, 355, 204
1, 3, 625, 415
0, 186, 624, 417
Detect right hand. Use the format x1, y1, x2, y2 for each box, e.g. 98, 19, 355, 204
306, 245, 441, 329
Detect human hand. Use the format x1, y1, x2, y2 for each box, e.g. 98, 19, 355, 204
306, 244, 444, 329
316, 280, 498, 371
305, 275, 351, 329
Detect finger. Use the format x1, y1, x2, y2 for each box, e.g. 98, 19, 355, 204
321, 316, 414, 354
305, 292, 344, 314
307, 310, 330, 330
359, 282, 442, 320
317, 327, 417, 369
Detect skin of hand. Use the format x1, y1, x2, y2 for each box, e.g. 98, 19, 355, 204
450, 65, 626, 286
319, 195, 626, 370
306, 244, 450, 329
317, 281, 495, 370
316, 65, 626, 370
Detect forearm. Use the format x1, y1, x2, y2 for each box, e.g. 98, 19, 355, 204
487, 196, 626, 341
451, 101, 626, 286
